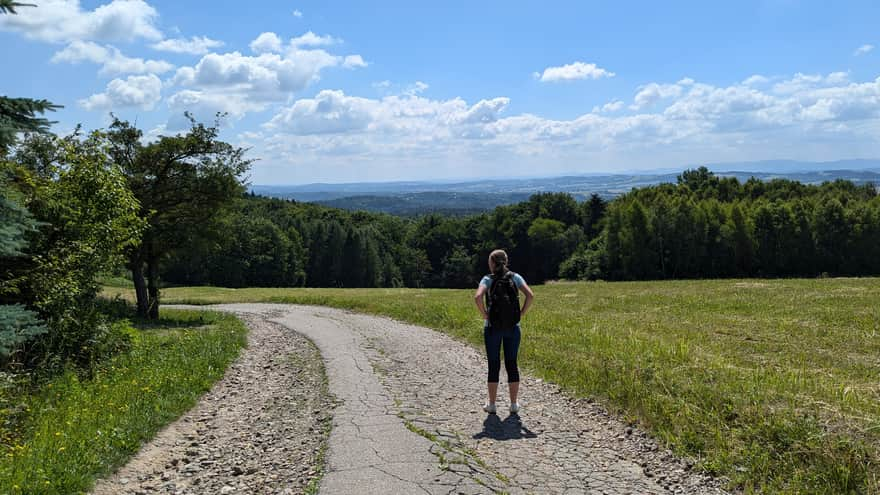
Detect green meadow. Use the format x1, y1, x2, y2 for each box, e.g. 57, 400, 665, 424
105, 278, 880, 494
0, 310, 246, 494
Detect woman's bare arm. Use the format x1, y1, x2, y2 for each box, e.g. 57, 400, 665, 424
474, 284, 489, 321
519, 281, 535, 317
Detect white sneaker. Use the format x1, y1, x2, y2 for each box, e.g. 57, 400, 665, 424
482, 402, 497, 414
509, 402, 521, 414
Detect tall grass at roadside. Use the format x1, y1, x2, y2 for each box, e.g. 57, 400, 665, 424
0, 310, 247, 494
104, 279, 880, 494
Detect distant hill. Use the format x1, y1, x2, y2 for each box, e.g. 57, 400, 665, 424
702, 159, 880, 174
251, 165, 880, 216
316, 192, 546, 216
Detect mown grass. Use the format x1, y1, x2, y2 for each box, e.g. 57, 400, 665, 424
0, 310, 247, 495
103, 279, 880, 494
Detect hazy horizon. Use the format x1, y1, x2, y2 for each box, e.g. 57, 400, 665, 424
250, 158, 880, 187
4, 1, 880, 184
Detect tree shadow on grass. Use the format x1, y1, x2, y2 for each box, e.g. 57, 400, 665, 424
134, 314, 212, 331
97, 298, 217, 330
472, 413, 538, 441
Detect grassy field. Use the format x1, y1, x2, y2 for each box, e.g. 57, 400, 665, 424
104, 279, 880, 494
0, 310, 247, 495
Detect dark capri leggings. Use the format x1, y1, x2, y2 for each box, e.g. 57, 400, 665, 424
484, 324, 521, 383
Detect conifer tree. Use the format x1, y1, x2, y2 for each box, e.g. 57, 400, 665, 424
1, 1, 55, 361
0, 2, 61, 155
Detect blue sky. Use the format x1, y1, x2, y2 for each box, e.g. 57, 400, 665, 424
3, 0, 880, 184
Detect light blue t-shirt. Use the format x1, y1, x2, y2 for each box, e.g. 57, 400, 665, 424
479, 272, 526, 289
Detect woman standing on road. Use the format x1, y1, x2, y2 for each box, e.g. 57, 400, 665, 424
474, 249, 534, 414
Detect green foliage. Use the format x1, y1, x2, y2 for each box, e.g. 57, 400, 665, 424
0, 310, 247, 494
0, 98, 60, 154
0, 178, 39, 258
210, 216, 306, 287
557, 245, 603, 281
4, 132, 143, 368
106, 116, 251, 318
164, 196, 430, 289
1, 160, 47, 366
0, 305, 46, 362
160, 168, 879, 289
440, 245, 476, 288
576, 169, 880, 281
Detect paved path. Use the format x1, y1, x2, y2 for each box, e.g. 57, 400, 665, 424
97, 304, 728, 494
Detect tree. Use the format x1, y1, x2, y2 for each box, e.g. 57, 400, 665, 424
7, 132, 143, 366
210, 216, 300, 287
728, 203, 754, 276
0, 3, 61, 155
106, 116, 251, 318
440, 245, 476, 288
603, 206, 624, 279
581, 193, 607, 240
0, 168, 46, 364
620, 200, 655, 279
813, 197, 849, 275
527, 217, 567, 282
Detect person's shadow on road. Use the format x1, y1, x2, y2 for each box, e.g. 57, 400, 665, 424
472, 413, 538, 440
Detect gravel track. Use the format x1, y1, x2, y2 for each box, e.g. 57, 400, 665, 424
91, 312, 335, 495
93, 304, 728, 495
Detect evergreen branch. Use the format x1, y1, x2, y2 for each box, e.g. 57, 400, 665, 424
0, 96, 62, 152
0, 1, 36, 15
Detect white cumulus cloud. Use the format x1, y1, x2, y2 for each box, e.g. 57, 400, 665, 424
249, 32, 283, 54
854, 44, 874, 56
742, 74, 770, 86
79, 73, 162, 110
292, 9, 303, 18
534, 61, 615, 82
264, 90, 510, 140
168, 33, 367, 121
772, 72, 849, 94
289, 31, 338, 48
252, 70, 880, 182
264, 90, 377, 135
0, 0, 162, 43
165, 89, 267, 130
171, 50, 340, 99
593, 100, 624, 113
342, 54, 367, 68
631, 79, 694, 110
152, 36, 224, 55
52, 40, 173, 75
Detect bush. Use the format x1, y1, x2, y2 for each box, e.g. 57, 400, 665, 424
2, 132, 143, 372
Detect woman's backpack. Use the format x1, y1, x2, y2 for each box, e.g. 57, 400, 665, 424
487, 271, 521, 330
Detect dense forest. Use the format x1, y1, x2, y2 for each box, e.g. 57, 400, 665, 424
162, 167, 880, 289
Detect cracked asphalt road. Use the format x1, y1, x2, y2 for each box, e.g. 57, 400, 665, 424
100, 304, 729, 494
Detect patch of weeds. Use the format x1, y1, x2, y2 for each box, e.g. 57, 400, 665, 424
404, 420, 438, 442
299, 337, 336, 495
0, 310, 247, 494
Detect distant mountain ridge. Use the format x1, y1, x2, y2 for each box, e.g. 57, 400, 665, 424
251, 162, 880, 216
701, 159, 880, 174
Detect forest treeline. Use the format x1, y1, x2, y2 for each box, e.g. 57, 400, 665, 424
163, 166, 880, 289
